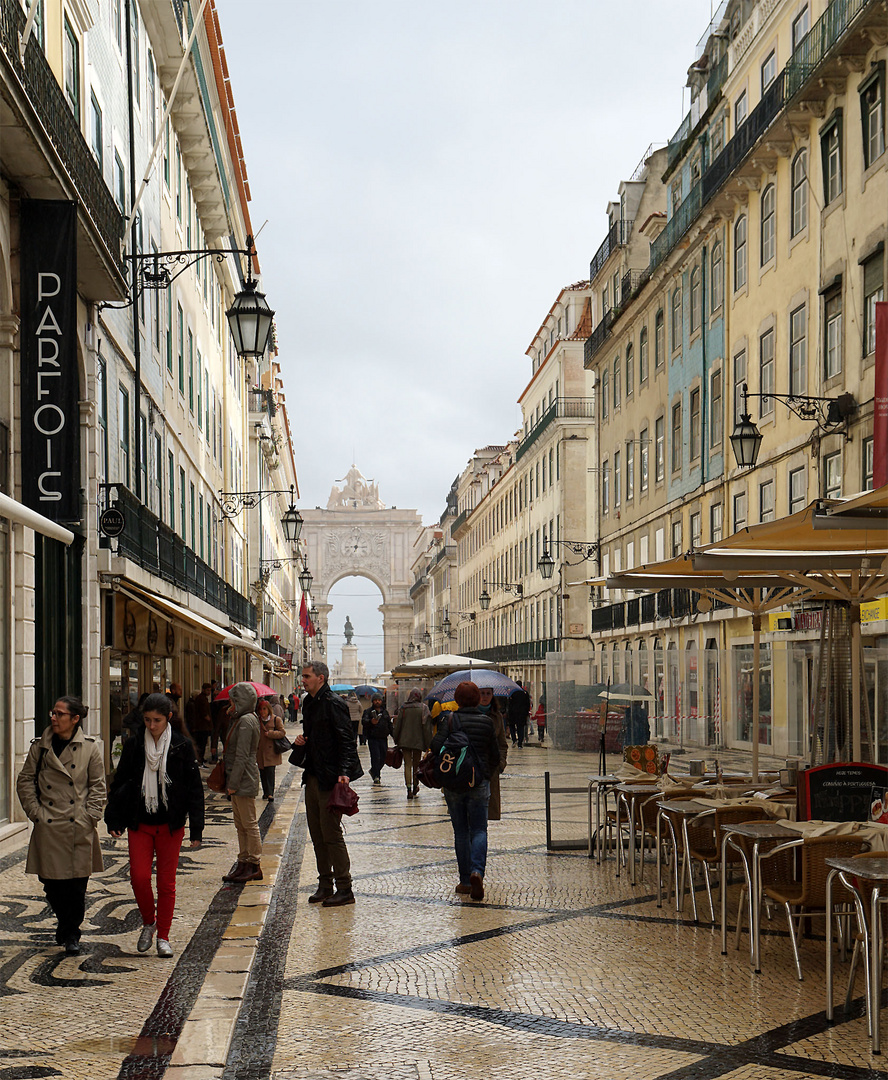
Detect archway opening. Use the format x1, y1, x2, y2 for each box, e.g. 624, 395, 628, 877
325, 576, 385, 681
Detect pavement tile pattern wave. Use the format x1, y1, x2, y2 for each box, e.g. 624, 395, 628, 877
0, 740, 885, 1079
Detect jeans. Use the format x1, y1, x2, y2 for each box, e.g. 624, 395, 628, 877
444, 780, 491, 884
368, 739, 386, 779
128, 824, 185, 939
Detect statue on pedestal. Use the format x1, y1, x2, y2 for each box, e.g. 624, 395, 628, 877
344, 615, 354, 645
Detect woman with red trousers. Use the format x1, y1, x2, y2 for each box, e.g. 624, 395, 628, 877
105, 693, 204, 958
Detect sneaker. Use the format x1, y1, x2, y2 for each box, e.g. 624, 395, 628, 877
372, 777, 381, 786
137, 923, 156, 953
156, 938, 173, 958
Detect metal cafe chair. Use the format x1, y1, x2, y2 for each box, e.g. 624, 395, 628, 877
842, 851, 888, 1030
761, 834, 867, 981
686, 804, 770, 925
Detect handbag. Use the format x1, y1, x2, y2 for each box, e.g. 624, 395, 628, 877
417, 751, 441, 789
327, 780, 360, 817
385, 746, 403, 769
272, 733, 292, 755
206, 759, 226, 793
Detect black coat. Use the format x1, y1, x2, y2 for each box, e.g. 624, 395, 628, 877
361, 706, 392, 741
298, 683, 363, 789
105, 729, 205, 842
430, 707, 499, 781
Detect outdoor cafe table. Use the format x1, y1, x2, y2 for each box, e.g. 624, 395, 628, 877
825, 854, 888, 1054
615, 782, 661, 884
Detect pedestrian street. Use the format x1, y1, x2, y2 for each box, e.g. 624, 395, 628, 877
0, 743, 885, 1080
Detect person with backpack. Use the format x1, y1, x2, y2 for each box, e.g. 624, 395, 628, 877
429, 681, 499, 902
393, 689, 432, 799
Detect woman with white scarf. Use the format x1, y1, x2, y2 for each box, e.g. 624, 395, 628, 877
105, 693, 204, 957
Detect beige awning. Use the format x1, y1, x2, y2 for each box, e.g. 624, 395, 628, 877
118, 582, 248, 649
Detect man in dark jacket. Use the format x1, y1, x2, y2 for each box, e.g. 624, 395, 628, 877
507, 682, 532, 747
430, 681, 499, 902
293, 661, 363, 907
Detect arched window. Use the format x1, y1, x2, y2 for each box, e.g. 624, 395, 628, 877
734, 214, 747, 290
671, 286, 682, 350
689, 266, 701, 332
760, 184, 775, 265
710, 242, 723, 311
791, 149, 808, 237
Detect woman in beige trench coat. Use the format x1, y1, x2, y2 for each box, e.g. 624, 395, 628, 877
16, 695, 106, 955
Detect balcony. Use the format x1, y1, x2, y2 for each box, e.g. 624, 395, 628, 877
101, 484, 257, 630
451, 507, 471, 536
583, 309, 616, 367
515, 398, 595, 462
409, 575, 428, 600
784, 0, 873, 98
433, 543, 456, 570
0, 0, 125, 287
249, 388, 277, 419
465, 639, 558, 664
589, 219, 634, 285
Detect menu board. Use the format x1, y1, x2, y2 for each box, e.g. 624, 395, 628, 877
797, 762, 888, 821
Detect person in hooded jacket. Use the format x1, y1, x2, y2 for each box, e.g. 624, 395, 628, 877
105, 693, 204, 957
222, 682, 262, 883
16, 695, 105, 955
394, 689, 432, 799
292, 661, 363, 906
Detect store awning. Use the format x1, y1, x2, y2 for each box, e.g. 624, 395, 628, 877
117, 582, 248, 649
0, 491, 75, 545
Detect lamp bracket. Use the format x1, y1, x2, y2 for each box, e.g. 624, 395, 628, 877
741, 384, 857, 430
219, 488, 294, 518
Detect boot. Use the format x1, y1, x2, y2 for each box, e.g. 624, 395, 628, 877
223, 861, 246, 882
229, 862, 263, 884
406, 787, 414, 800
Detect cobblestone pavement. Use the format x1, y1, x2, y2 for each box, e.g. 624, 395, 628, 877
1, 740, 884, 1080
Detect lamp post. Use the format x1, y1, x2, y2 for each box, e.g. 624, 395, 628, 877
537, 540, 599, 650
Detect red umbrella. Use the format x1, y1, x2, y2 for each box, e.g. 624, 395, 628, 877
215, 681, 277, 701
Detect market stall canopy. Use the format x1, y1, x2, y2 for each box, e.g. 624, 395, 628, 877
390, 653, 497, 678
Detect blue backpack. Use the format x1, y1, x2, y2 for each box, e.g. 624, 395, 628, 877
432, 713, 485, 791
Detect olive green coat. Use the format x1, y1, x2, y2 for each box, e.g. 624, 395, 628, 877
16, 728, 106, 878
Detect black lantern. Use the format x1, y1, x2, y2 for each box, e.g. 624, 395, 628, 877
280, 486, 303, 543
538, 547, 556, 580
442, 614, 451, 636
299, 565, 313, 593
309, 604, 319, 622
479, 586, 491, 611
226, 276, 275, 359
730, 412, 764, 469
422, 630, 431, 645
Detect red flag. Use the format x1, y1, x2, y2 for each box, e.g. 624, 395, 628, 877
299, 594, 316, 637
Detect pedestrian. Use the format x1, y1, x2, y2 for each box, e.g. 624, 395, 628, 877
189, 683, 213, 765
361, 696, 391, 785
268, 694, 285, 723
257, 697, 285, 801
209, 693, 229, 763
344, 691, 363, 743
534, 697, 547, 743
287, 688, 300, 724
291, 661, 363, 907
122, 692, 150, 741
221, 682, 263, 884
431, 682, 499, 902
15, 696, 106, 956
104, 693, 204, 958
385, 681, 399, 716
507, 682, 531, 747
477, 687, 508, 821
394, 689, 432, 800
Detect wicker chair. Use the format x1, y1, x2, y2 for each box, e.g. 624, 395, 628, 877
761, 834, 867, 980
686, 804, 770, 924
636, 787, 697, 888
658, 794, 709, 917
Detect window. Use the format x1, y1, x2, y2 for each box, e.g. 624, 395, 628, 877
671, 520, 682, 557
710, 502, 723, 542
614, 450, 621, 506
118, 384, 130, 487
863, 252, 884, 357
148, 50, 156, 145
190, 482, 196, 550
613, 357, 621, 409
734, 215, 747, 290
655, 311, 665, 368
863, 437, 874, 490
601, 367, 609, 420
823, 451, 842, 499
824, 289, 843, 378
176, 145, 182, 221
671, 286, 682, 351
163, 119, 170, 189
735, 90, 747, 130
792, 6, 810, 51
187, 330, 194, 412
196, 350, 203, 430
690, 388, 701, 460
179, 467, 186, 538
733, 490, 747, 531
789, 466, 806, 514
625, 343, 634, 398
97, 354, 107, 482
759, 329, 775, 418
759, 479, 775, 522
602, 459, 610, 512
821, 115, 843, 204
711, 243, 723, 311
63, 18, 79, 116
131, 4, 140, 107
177, 304, 184, 393
90, 92, 103, 171
789, 306, 806, 394
760, 185, 775, 266
626, 442, 634, 500
689, 266, 701, 333
114, 151, 125, 210
671, 401, 682, 473
639, 327, 649, 383
168, 450, 175, 527
690, 511, 702, 549
791, 150, 808, 236
655, 416, 665, 482
734, 348, 747, 425
710, 369, 722, 449
761, 50, 777, 93
113, 0, 123, 49
640, 427, 649, 491
711, 115, 724, 159
860, 65, 885, 170
153, 433, 162, 513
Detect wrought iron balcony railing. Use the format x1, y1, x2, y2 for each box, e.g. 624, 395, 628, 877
583, 309, 616, 367
588, 219, 634, 285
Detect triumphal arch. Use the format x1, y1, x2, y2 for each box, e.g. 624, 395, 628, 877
300, 467, 422, 673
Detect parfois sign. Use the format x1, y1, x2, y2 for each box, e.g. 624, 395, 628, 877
21, 200, 79, 521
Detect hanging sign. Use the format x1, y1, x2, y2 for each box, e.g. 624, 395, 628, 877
20, 200, 80, 522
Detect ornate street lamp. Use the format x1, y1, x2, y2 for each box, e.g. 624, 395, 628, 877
298, 564, 313, 594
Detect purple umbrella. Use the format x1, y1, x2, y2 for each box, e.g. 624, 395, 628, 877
426, 669, 521, 703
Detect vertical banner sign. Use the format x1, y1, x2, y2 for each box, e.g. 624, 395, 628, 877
875, 301, 887, 489
20, 200, 79, 521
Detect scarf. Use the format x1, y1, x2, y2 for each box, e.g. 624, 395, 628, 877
142, 724, 172, 814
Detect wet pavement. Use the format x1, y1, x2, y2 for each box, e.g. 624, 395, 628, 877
0, 739, 884, 1080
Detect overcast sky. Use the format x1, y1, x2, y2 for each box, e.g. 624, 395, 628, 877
216, 0, 717, 672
